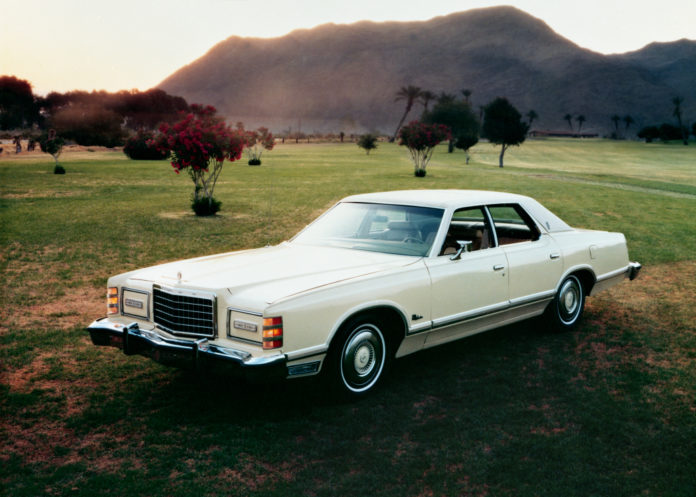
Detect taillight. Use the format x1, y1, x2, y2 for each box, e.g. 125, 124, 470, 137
107, 287, 119, 315
262, 317, 283, 349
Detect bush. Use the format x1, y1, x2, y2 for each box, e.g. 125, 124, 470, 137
398, 121, 450, 177
53, 164, 66, 174
637, 126, 660, 143
357, 134, 378, 155
123, 130, 169, 160
191, 196, 221, 216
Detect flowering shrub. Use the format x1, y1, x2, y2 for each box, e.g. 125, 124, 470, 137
150, 105, 247, 216
398, 121, 450, 176
245, 126, 274, 165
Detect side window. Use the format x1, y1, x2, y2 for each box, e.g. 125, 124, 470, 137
488, 204, 540, 245
439, 207, 493, 256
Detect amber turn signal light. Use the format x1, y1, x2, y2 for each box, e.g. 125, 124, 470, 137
107, 287, 119, 315
262, 317, 283, 349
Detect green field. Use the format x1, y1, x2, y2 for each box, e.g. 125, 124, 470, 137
1, 139, 695, 496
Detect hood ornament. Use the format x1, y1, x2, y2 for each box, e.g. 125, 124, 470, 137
177, 271, 182, 282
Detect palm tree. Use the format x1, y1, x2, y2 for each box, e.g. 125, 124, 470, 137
611, 114, 621, 137
419, 90, 436, 112
623, 115, 634, 134
392, 85, 423, 141
526, 110, 538, 128
576, 115, 586, 133
461, 89, 472, 105
672, 96, 688, 145
564, 114, 573, 132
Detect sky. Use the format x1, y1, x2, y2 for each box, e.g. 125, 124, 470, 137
1, 0, 694, 96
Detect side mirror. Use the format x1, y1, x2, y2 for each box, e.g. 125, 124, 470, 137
450, 240, 472, 260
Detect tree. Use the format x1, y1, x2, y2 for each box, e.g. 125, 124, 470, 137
526, 110, 538, 129
482, 98, 529, 168
38, 129, 64, 169
461, 89, 472, 105
419, 91, 436, 112
672, 96, 688, 145
398, 121, 450, 177
623, 115, 634, 134
51, 104, 125, 147
422, 97, 479, 158
392, 85, 422, 141
564, 114, 574, 132
245, 126, 275, 165
576, 115, 586, 133
151, 105, 246, 216
357, 133, 378, 155
610, 114, 621, 138
0, 76, 39, 129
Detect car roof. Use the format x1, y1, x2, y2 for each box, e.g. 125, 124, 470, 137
341, 190, 573, 232
342, 190, 532, 209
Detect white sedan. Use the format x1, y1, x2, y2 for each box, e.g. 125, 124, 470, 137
87, 190, 640, 396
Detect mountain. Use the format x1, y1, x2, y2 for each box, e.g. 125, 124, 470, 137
158, 6, 696, 135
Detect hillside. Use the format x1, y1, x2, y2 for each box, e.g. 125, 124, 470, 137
158, 6, 696, 135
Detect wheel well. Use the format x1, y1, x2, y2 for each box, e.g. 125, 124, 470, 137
334, 306, 407, 356
571, 269, 596, 296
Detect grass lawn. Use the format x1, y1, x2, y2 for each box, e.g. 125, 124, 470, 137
1, 139, 695, 496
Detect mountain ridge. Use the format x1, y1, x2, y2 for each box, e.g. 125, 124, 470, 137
159, 6, 696, 135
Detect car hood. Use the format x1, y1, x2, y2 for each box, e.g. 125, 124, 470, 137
128, 242, 421, 305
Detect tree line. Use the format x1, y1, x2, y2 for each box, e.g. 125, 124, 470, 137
0, 75, 190, 146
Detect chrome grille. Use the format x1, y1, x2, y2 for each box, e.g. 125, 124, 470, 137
152, 286, 216, 338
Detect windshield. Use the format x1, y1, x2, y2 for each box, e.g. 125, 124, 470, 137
293, 202, 444, 256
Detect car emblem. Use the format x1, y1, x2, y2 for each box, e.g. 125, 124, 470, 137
177, 271, 182, 282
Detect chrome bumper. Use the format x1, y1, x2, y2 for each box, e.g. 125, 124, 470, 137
87, 318, 286, 378
627, 261, 642, 281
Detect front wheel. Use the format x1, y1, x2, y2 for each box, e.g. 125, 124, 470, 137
328, 316, 390, 398
547, 274, 585, 331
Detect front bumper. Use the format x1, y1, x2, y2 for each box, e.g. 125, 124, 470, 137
87, 318, 287, 379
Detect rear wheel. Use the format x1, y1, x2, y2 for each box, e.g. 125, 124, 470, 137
328, 315, 390, 398
548, 274, 585, 331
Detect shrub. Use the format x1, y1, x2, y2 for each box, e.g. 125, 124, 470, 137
150, 105, 246, 216
245, 127, 274, 164
398, 121, 450, 177
637, 126, 660, 143
357, 134, 378, 155
124, 130, 169, 160
191, 196, 221, 216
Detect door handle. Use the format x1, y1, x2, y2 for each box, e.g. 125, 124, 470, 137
550, 253, 560, 259
493, 265, 505, 271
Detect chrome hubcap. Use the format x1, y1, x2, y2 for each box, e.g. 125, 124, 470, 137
341, 324, 385, 392
558, 277, 582, 324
